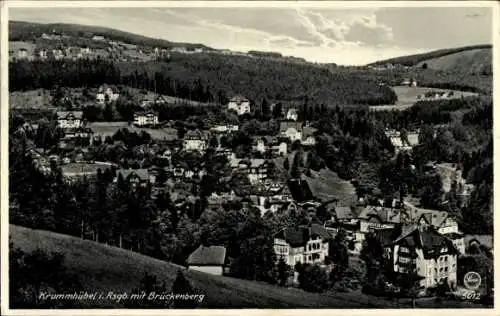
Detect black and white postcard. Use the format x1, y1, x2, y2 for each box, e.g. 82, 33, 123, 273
1, 1, 497, 314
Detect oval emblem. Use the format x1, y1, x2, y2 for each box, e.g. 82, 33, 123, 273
464, 271, 482, 290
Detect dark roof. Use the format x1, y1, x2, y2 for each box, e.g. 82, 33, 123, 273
394, 226, 458, 259
184, 129, 210, 140
275, 224, 332, 247
375, 226, 402, 247
187, 245, 226, 266
57, 111, 83, 120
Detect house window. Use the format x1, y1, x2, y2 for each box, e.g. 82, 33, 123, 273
445, 267, 448, 273
308, 255, 312, 261
444, 256, 448, 262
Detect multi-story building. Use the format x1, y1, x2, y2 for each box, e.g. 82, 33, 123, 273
286, 108, 299, 121
114, 168, 155, 187
279, 121, 303, 142
183, 129, 210, 152
57, 111, 84, 129
227, 95, 251, 116
274, 224, 332, 266
133, 111, 159, 127
96, 85, 120, 104
392, 226, 459, 290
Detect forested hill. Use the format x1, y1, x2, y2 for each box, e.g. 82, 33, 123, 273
368, 45, 492, 75
10, 20, 210, 50
9, 57, 398, 107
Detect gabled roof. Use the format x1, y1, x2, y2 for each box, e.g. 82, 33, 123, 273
404, 203, 450, 228
98, 84, 119, 93
57, 111, 83, 120
393, 226, 458, 259
187, 245, 227, 266
184, 129, 210, 140
358, 206, 403, 224
229, 95, 249, 103
275, 224, 332, 247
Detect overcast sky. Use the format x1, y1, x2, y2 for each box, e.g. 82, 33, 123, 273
10, 6, 493, 65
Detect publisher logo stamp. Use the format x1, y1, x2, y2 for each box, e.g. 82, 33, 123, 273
464, 271, 482, 290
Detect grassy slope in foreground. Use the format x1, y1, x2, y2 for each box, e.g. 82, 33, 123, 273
10, 225, 482, 308
10, 225, 371, 308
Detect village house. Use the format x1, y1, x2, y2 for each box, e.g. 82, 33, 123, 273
186, 245, 228, 276
133, 111, 159, 127
401, 78, 417, 87
92, 35, 105, 41
59, 127, 94, 148
96, 85, 120, 104
273, 224, 332, 267
252, 136, 288, 157
210, 124, 239, 134
183, 129, 210, 152
114, 168, 155, 187
279, 121, 303, 142
57, 111, 84, 130
227, 95, 251, 116
286, 108, 299, 121
392, 225, 459, 291
17, 48, 28, 59
385, 129, 420, 153
404, 203, 465, 254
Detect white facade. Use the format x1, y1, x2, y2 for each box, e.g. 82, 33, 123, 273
393, 244, 457, 289
228, 98, 251, 116
183, 139, 207, 152
274, 237, 329, 267
58, 116, 82, 129
134, 113, 159, 126
188, 265, 223, 276
97, 88, 120, 104
286, 109, 299, 121
285, 128, 302, 142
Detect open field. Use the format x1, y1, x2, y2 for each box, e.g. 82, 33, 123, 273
10, 89, 53, 109
369, 86, 479, 111
88, 122, 178, 141
305, 168, 357, 207
10, 225, 481, 308
61, 162, 115, 177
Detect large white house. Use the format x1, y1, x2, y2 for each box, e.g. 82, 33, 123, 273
279, 121, 303, 142
286, 108, 299, 121
183, 129, 210, 152
273, 224, 332, 266
227, 95, 251, 116
96, 85, 120, 104
133, 111, 159, 127
57, 111, 84, 129
392, 226, 459, 291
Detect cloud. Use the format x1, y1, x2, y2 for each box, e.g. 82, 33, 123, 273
344, 14, 394, 46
